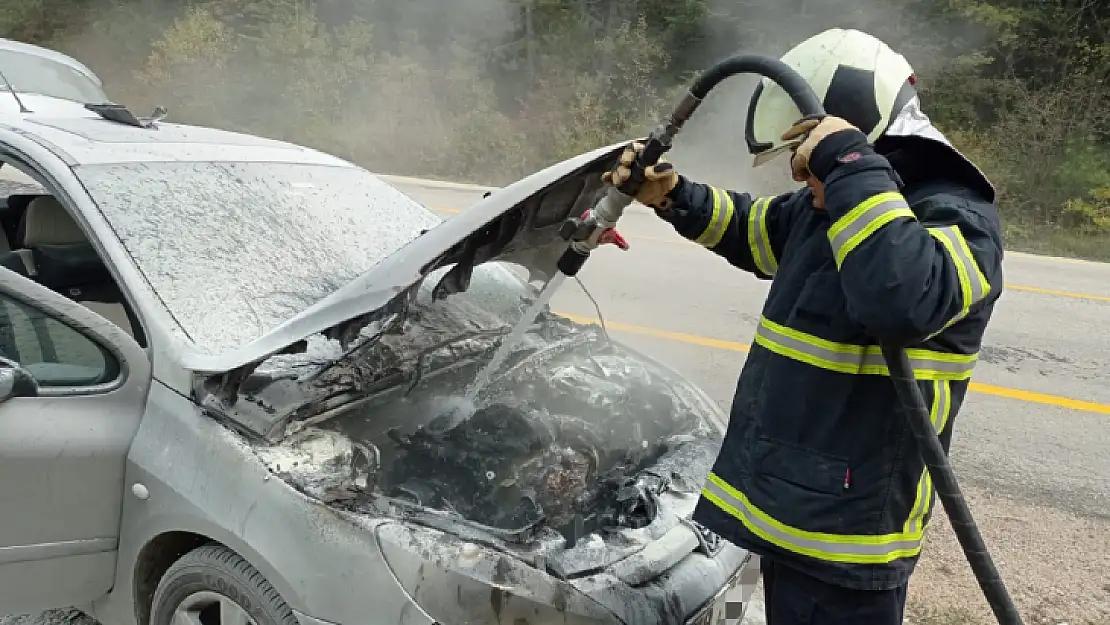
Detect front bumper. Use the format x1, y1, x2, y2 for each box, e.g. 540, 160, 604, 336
569, 536, 757, 625
375, 520, 760, 625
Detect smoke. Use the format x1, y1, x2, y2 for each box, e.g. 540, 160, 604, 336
50, 0, 529, 183
46, 0, 985, 194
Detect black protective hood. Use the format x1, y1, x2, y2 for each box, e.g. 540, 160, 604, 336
878, 96, 996, 204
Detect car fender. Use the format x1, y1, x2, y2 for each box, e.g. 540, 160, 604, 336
94, 382, 425, 625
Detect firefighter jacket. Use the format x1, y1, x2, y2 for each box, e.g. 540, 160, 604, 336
661, 128, 1005, 591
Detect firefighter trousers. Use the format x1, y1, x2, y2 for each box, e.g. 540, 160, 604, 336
761, 558, 908, 625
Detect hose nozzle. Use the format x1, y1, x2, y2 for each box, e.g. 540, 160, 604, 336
556, 188, 633, 276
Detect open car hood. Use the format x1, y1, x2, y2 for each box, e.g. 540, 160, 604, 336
181, 139, 632, 375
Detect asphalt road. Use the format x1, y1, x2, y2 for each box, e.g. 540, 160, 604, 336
390, 178, 1110, 523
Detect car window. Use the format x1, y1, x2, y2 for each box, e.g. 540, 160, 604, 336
0, 292, 119, 387
0, 49, 107, 103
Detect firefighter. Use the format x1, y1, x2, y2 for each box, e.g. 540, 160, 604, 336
602, 28, 1004, 625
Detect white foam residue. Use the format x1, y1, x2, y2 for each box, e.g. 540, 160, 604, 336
254, 333, 344, 375
254, 428, 366, 500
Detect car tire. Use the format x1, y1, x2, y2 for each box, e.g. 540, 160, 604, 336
150, 543, 299, 625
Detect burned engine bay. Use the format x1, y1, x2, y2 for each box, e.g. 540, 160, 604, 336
248, 263, 725, 551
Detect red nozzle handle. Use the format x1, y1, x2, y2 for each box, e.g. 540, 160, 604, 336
598, 228, 629, 250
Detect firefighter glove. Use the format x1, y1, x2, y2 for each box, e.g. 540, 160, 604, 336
601, 141, 679, 210
782, 115, 859, 182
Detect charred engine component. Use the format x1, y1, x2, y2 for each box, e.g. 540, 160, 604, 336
511, 355, 704, 466
684, 518, 726, 558
388, 402, 554, 470
308, 328, 721, 546
564, 466, 672, 548
382, 394, 686, 542
386, 402, 600, 530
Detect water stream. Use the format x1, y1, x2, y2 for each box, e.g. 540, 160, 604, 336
464, 272, 568, 402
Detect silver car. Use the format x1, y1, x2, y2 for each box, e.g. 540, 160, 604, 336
0, 106, 759, 625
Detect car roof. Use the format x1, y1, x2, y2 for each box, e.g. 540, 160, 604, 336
0, 38, 103, 85
4, 115, 355, 167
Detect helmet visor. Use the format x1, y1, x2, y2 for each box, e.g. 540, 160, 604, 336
751, 138, 803, 168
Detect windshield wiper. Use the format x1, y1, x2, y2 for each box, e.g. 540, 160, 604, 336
303, 310, 407, 383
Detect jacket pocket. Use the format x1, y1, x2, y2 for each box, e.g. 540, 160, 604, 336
752, 436, 849, 496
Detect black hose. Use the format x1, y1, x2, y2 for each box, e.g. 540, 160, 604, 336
687, 54, 823, 114
882, 346, 1024, 625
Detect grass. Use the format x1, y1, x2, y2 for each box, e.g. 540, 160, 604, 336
1003, 224, 1110, 262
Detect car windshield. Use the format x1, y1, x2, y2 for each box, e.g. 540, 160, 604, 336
0, 49, 107, 103
72, 161, 442, 355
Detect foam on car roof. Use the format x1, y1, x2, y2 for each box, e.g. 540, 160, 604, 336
26, 117, 298, 148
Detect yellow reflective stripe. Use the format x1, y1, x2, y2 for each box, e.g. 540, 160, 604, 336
917, 380, 954, 529
956, 232, 991, 300
693, 187, 722, 246
695, 187, 735, 249
704, 189, 735, 249
747, 196, 777, 276
904, 380, 952, 534
702, 473, 923, 565
923, 309, 967, 342
929, 225, 991, 318
827, 191, 916, 267
920, 227, 994, 342
753, 316, 978, 381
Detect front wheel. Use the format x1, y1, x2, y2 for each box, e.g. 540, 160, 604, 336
150, 543, 298, 625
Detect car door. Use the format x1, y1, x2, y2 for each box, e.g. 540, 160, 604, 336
0, 265, 151, 614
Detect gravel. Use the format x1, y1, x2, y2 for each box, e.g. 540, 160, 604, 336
906, 484, 1110, 625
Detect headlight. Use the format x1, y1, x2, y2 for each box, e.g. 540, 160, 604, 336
376, 522, 618, 625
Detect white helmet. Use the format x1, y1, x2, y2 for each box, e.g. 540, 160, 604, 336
746, 28, 918, 167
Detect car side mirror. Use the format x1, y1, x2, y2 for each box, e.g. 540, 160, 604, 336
0, 363, 39, 402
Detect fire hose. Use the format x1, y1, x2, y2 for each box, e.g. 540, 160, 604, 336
557, 55, 1025, 625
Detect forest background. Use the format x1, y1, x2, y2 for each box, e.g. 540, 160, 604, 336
3, 0, 1109, 258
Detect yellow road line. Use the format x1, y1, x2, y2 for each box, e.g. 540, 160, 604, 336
556, 312, 1110, 415
558, 313, 751, 352
1004, 284, 1110, 302
429, 206, 1110, 303
965, 383, 1110, 415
